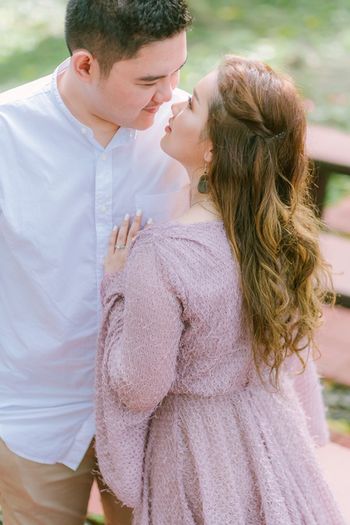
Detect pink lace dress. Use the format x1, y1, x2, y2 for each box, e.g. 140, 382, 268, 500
95, 221, 345, 525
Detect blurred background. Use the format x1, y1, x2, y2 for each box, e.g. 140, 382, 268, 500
1, 0, 350, 202
0, 1, 349, 522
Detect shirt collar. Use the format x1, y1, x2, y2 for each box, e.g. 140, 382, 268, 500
51, 58, 137, 149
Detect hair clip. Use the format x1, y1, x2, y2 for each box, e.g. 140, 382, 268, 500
273, 131, 286, 140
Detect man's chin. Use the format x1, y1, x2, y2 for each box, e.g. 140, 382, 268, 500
119, 111, 157, 131
133, 112, 157, 130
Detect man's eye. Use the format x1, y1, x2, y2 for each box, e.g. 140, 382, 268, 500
187, 96, 192, 109
141, 83, 157, 87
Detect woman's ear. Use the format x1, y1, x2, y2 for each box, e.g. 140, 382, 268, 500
203, 143, 213, 164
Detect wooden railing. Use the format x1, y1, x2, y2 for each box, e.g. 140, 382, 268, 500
307, 124, 350, 307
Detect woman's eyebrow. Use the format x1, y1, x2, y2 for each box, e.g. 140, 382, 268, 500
136, 58, 188, 82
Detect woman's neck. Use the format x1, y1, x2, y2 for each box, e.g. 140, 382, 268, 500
183, 166, 221, 219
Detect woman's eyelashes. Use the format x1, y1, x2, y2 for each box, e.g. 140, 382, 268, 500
187, 96, 193, 109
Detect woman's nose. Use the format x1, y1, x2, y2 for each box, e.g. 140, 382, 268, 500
171, 101, 185, 117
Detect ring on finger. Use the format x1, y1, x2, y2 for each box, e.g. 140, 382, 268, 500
115, 243, 127, 250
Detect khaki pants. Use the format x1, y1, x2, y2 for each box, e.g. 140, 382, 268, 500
0, 438, 133, 525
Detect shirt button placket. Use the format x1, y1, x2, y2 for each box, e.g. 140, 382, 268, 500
95, 151, 113, 308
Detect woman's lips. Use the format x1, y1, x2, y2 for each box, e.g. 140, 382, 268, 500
165, 118, 173, 133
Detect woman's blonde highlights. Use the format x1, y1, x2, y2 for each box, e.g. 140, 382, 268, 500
207, 56, 332, 386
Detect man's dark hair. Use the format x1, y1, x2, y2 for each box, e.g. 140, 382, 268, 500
65, 0, 192, 75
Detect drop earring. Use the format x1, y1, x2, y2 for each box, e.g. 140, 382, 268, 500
197, 165, 209, 194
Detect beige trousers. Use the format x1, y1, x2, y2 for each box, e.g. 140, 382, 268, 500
0, 439, 133, 525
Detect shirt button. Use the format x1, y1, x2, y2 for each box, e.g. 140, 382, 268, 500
81, 128, 87, 135
100, 205, 107, 213
101, 153, 107, 161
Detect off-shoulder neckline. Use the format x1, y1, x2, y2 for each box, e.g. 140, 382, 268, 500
168, 219, 224, 228
138, 220, 225, 240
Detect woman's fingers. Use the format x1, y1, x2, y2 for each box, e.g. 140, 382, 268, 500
115, 213, 130, 249
127, 209, 143, 246
104, 211, 149, 274
107, 226, 119, 256
109, 210, 150, 256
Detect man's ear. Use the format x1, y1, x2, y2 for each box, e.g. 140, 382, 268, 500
70, 50, 99, 83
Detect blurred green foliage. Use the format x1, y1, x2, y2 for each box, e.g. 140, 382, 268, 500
185, 0, 350, 130
323, 380, 350, 435
0, 0, 349, 204
1, 0, 349, 129
325, 175, 350, 208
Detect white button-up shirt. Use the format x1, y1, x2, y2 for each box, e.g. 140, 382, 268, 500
0, 60, 189, 469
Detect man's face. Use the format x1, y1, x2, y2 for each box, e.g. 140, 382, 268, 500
90, 32, 187, 130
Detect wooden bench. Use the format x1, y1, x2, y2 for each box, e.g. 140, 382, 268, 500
306, 124, 350, 308
320, 233, 350, 308
306, 124, 350, 215
316, 304, 350, 386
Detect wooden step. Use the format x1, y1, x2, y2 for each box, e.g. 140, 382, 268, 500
306, 124, 350, 215
307, 125, 350, 176
323, 196, 350, 237
316, 306, 350, 386
315, 443, 350, 523
320, 232, 350, 307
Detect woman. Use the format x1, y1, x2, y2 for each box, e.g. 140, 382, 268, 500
95, 56, 345, 524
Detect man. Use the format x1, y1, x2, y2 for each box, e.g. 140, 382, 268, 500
0, 1, 191, 523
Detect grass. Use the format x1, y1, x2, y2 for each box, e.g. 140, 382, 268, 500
1, 0, 350, 129
323, 380, 350, 434
0, 36, 68, 91
186, 0, 350, 125
86, 515, 105, 524
0, 509, 103, 525
325, 175, 350, 208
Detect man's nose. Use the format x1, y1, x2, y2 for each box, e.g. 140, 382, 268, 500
153, 79, 173, 104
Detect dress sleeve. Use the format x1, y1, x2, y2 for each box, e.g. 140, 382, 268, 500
286, 351, 329, 446
101, 232, 184, 413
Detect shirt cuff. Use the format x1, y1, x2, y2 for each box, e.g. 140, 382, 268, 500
100, 270, 126, 307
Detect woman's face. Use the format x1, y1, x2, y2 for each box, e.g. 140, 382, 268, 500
161, 70, 217, 172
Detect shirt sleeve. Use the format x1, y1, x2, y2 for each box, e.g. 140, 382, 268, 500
286, 351, 329, 446
100, 231, 184, 413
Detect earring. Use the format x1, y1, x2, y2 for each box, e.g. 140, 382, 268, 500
198, 166, 209, 194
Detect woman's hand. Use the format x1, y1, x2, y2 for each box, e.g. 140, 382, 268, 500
104, 210, 147, 275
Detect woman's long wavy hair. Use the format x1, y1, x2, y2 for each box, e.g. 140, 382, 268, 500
206, 55, 332, 386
